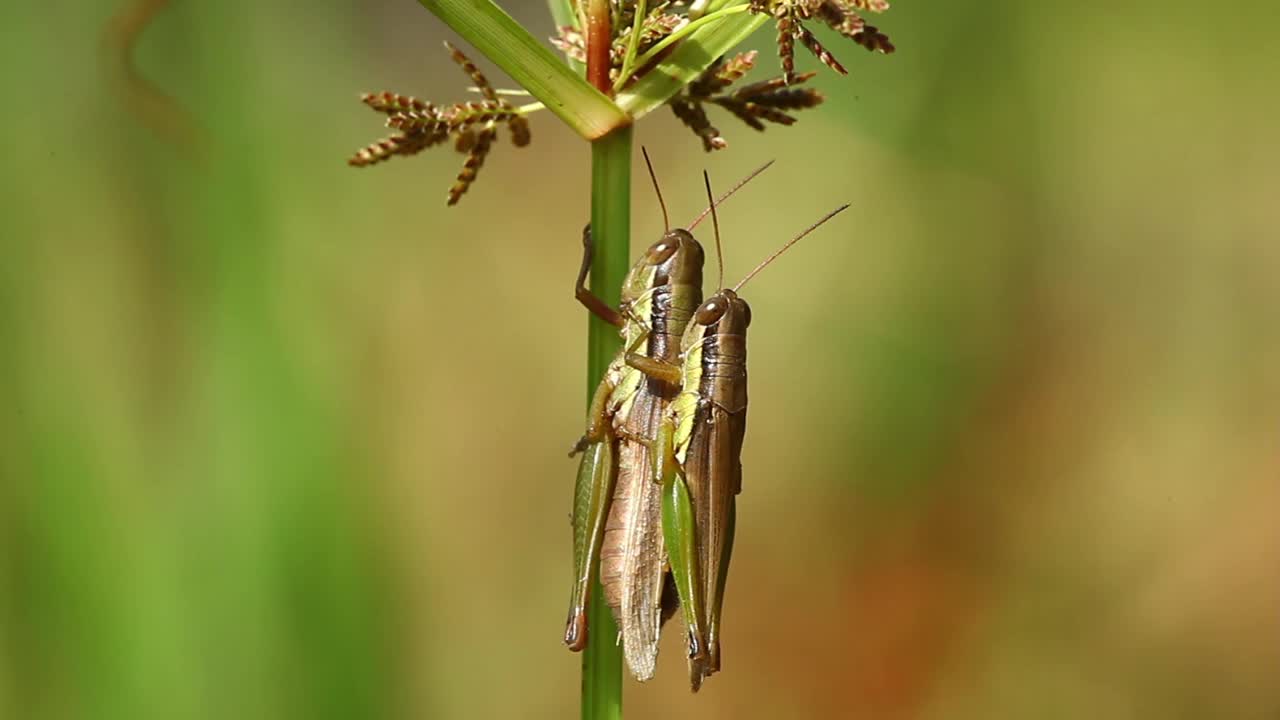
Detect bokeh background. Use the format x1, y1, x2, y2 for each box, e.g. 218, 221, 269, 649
2, 1, 1278, 718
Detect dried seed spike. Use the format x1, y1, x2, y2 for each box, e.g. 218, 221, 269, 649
688, 56, 728, 98
711, 96, 805, 129
387, 108, 444, 132
795, 0, 824, 19
714, 51, 758, 86
750, 0, 894, 80
785, 85, 825, 107
852, 0, 889, 12
632, 8, 682, 57
812, 0, 894, 51
670, 33, 824, 150
431, 129, 452, 149
348, 132, 430, 167
448, 126, 496, 205
794, 22, 847, 75
551, 26, 587, 63
714, 99, 766, 131
350, 42, 534, 205
413, 131, 450, 154
362, 91, 431, 115
508, 116, 531, 147
348, 136, 400, 167
742, 103, 798, 126
670, 100, 727, 152
730, 74, 823, 111
836, 15, 867, 38
773, 8, 798, 84
689, 50, 759, 99
439, 100, 519, 131
454, 128, 477, 154
444, 41, 498, 102
730, 72, 809, 100
642, 9, 682, 38
815, 0, 866, 38
854, 25, 894, 53
749, 86, 824, 110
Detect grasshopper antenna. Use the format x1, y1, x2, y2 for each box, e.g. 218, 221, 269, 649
641, 146, 670, 232
732, 204, 850, 293
703, 170, 725, 291
690, 159, 775, 230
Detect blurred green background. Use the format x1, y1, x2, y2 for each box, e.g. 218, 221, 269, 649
2, 1, 1277, 718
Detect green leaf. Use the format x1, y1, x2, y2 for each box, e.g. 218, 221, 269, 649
615, 13, 769, 119
546, 0, 579, 31
417, 0, 628, 139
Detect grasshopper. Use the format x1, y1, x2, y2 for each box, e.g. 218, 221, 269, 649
630, 173, 849, 690
564, 151, 771, 682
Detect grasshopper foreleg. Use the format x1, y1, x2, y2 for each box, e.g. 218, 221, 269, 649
570, 374, 616, 456
624, 354, 682, 385
575, 224, 625, 328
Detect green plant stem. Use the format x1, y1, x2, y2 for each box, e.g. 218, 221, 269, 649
613, 0, 648, 92
582, 126, 632, 720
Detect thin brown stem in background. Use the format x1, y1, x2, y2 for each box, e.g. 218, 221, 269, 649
103, 0, 206, 163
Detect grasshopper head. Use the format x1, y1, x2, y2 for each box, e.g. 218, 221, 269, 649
621, 229, 705, 304
693, 288, 750, 335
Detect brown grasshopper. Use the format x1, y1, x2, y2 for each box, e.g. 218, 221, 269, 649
630, 172, 848, 689
565, 152, 772, 682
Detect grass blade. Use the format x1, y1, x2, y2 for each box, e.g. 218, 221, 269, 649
416, 0, 629, 139
616, 12, 768, 119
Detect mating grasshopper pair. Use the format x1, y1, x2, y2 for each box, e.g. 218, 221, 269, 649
564, 150, 847, 691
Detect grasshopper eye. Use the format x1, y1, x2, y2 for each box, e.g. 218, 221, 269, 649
646, 239, 678, 264
695, 298, 727, 325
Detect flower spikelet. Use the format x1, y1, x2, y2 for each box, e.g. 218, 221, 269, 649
671, 52, 824, 151
749, 0, 894, 83
348, 42, 532, 205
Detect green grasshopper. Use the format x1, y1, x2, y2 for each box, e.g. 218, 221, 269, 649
564, 151, 770, 682
631, 174, 849, 690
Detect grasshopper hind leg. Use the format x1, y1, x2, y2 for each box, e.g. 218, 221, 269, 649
655, 418, 712, 690
660, 571, 680, 626
564, 440, 616, 651
707, 498, 736, 673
